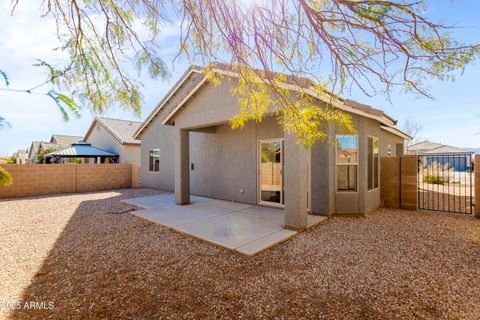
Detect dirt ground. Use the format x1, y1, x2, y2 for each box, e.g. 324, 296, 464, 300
1, 189, 480, 319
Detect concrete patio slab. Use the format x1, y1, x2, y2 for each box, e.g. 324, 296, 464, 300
236, 206, 284, 224
121, 192, 211, 209
307, 215, 328, 229
134, 205, 228, 227
236, 229, 296, 255
175, 213, 288, 250
126, 194, 328, 255
193, 199, 255, 211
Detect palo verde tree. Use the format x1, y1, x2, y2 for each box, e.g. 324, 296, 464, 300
5, 0, 480, 146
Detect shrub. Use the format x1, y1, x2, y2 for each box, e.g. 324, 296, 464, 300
0, 166, 12, 187
424, 175, 445, 185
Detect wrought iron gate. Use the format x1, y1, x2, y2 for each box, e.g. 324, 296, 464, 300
418, 154, 474, 214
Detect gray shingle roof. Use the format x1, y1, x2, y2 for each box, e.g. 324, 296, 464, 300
407, 141, 444, 151
40, 142, 60, 151
407, 140, 474, 155
424, 145, 474, 155
87, 117, 142, 145
51, 134, 83, 147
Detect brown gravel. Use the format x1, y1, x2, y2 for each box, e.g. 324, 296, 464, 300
1, 189, 480, 319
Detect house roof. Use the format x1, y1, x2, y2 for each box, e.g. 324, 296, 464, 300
45, 141, 118, 157
50, 134, 83, 147
84, 117, 142, 145
407, 140, 444, 151
16, 149, 29, 155
39, 142, 59, 151
134, 63, 407, 140
28, 141, 42, 158
407, 140, 474, 155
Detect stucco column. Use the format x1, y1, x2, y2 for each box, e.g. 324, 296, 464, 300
175, 128, 190, 205
474, 155, 480, 218
309, 122, 336, 215
283, 132, 308, 230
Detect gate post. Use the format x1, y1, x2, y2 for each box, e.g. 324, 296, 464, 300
401, 155, 418, 211
475, 155, 480, 218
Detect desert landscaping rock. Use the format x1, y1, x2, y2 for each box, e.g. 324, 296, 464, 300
1, 188, 480, 319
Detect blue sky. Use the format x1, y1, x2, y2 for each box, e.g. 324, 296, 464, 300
0, 0, 479, 156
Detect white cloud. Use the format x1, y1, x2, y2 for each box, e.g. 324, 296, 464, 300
0, 1, 189, 155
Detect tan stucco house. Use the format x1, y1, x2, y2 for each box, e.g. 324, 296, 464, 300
84, 117, 142, 164
14, 148, 30, 164
134, 64, 411, 230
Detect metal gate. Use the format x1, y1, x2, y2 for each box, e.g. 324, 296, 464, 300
418, 154, 474, 214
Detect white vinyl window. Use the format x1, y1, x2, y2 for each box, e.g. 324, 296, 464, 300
368, 137, 380, 190
336, 135, 358, 192
149, 149, 160, 172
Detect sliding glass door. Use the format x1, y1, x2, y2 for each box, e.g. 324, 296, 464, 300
258, 139, 283, 206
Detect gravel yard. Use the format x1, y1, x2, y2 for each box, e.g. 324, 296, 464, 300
1, 188, 480, 319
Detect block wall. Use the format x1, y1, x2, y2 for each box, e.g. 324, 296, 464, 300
380, 155, 418, 210
0, 164, 133, 199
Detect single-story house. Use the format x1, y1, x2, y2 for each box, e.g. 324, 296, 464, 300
134, 64, 411, 230
407, 140, 475, 171
84, 117, 142, 164
14, 148, 30, 164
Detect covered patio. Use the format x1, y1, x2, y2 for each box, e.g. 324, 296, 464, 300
122, 193, 326, 255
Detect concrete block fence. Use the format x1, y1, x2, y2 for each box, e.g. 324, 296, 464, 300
0, 164, 141, 199
380, 155, 418, 210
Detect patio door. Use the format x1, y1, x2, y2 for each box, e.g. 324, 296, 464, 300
258, 139, 284, 207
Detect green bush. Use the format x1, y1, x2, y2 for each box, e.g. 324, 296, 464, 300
0, 166, 12, 187
424, 175, 445, 185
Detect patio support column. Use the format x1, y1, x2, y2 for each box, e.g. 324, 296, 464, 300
175, 128, 190, 205
309, 121, 336, 215
283, 132, 309, 230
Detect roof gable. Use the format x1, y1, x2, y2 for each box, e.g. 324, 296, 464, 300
407, 140, 443, 151
134, 63, 400, 139
85, 117, 143, 145
50, 134, 83, 147
28, 141, 42, 158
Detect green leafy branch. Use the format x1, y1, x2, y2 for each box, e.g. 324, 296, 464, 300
0, 62, 81, 122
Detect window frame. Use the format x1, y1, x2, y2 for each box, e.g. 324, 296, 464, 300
335, 134, 359, 193
367, 136, 380, 191
148, 148, 160, 173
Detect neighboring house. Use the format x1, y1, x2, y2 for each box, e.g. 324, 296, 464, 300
27, 141, 42, 163
134, 64, 411, 230
35, 135, 83, 163
14, 149, 30, 164
407, 140, 475, 171
84, 117, 142, 164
